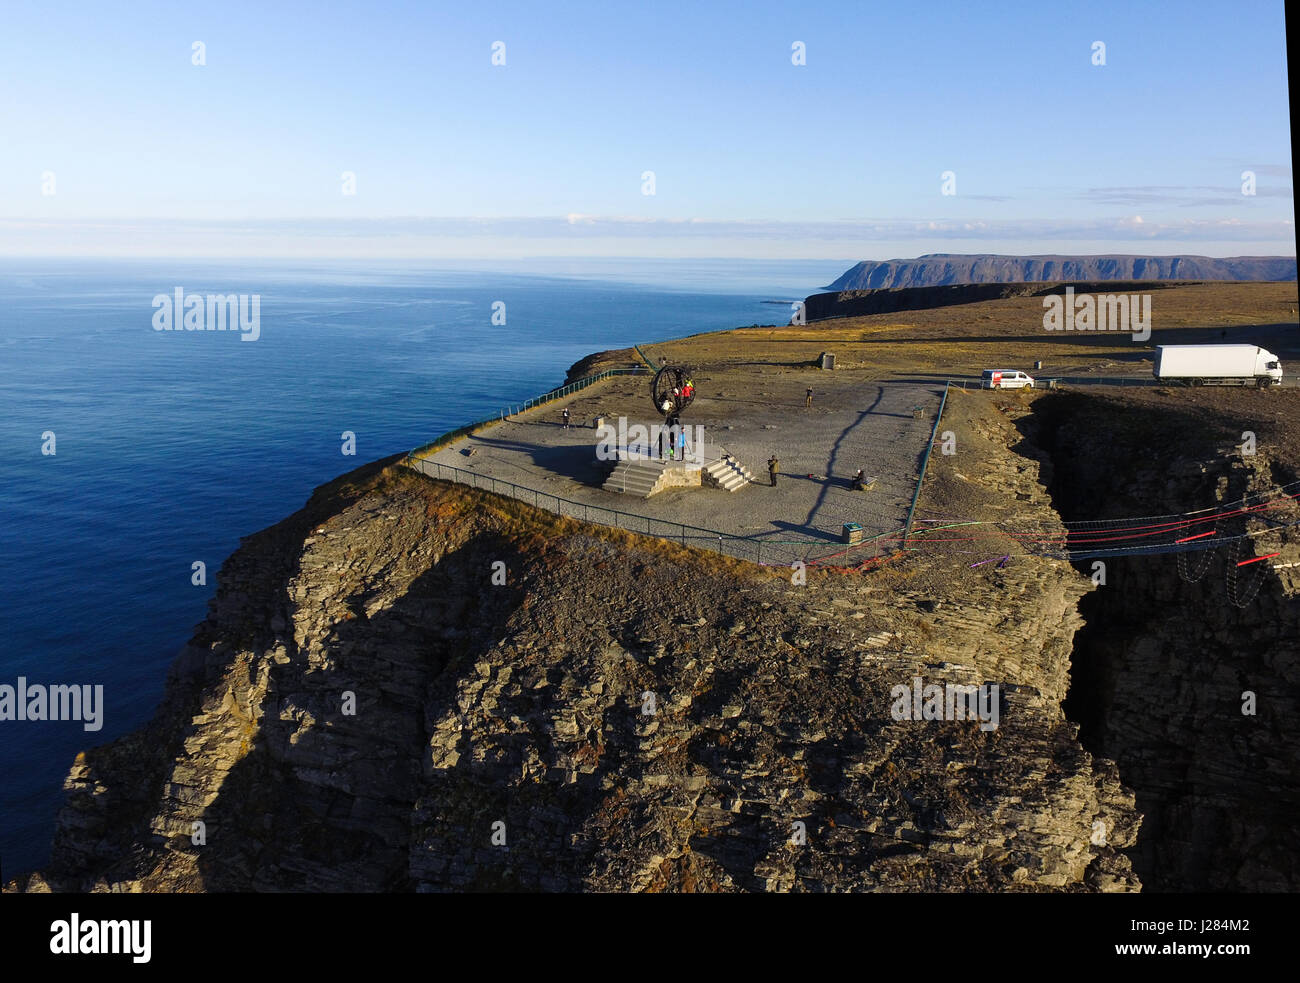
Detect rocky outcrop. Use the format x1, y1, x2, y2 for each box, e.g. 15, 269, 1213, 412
9, 421, 1141, 893
825, 254, 1298, 291
1023, 390, 1300, 891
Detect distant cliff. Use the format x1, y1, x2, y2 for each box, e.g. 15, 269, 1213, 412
802, 281, 1194, 322
826, 254, 1298, 290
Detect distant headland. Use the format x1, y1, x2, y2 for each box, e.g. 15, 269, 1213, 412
825, 254, 1298, 291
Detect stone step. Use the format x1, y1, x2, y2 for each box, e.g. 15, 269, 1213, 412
702, 456, 754, 492
603, 462, 669, 498
608, 468, 660, 482
610, 485, 658, 496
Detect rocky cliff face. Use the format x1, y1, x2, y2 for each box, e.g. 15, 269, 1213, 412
826, 254, 1297, 291
802, 280, 1185, 322
8, 412, 1142, 892
1024, 390, 1300, 891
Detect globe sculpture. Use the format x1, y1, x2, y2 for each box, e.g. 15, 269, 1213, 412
648, 364, 697, 462
650, 364, 697, 419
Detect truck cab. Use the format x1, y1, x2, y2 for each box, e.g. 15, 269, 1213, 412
1262, 356, 1283, 386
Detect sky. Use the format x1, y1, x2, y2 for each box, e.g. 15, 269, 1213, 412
0, 0, 1293, 259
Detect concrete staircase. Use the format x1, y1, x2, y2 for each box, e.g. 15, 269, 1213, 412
703, 456, 754, 492
602, 454, 752, 498
603, 461, 669, 497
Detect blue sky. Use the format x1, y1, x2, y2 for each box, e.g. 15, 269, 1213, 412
0, 0, 1292, 257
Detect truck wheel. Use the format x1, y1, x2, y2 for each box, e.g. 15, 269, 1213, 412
1258, 378, 1270, 390
1190, 378, 1203, 387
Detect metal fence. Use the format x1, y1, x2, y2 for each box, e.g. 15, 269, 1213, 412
404, 454, 881, 568
947, 375, 1159, 391
900, 375, 1149, 540
496, 366, 647, 422
409, 366, 647, 461
903, 381, 951, 540
403, 356, 929, 569
1040, 376, 1157, 388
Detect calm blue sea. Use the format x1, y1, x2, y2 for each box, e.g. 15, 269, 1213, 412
0, 257, 843, 876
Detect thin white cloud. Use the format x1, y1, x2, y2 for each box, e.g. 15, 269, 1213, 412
1079, 183, 1294, 206
0, 215, 1293, 258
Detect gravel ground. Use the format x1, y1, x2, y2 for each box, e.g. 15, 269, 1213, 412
423, 367, 943, 563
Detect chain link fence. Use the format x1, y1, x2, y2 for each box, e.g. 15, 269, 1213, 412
409, 365, 647, 461
403, 454, 885, 567
404, 359, 937, 569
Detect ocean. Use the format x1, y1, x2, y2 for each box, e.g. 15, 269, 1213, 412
0, 257, 843, 876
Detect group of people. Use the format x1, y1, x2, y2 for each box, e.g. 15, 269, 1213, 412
765, 456, 868, 491
663, 421, 688, 460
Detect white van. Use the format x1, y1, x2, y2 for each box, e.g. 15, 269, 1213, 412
981, 369, 1035, 390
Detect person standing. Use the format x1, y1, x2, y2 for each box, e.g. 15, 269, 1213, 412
805, 388, 813, 408
768, 455, 779, 487
562, 407, 570, 430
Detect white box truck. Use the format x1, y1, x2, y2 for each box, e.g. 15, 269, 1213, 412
1153, 344, 1283, 388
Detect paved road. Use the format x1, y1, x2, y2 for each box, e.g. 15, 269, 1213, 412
949, 374, 1299, 390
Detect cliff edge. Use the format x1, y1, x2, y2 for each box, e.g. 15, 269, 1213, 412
10, 417, 1139, 892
